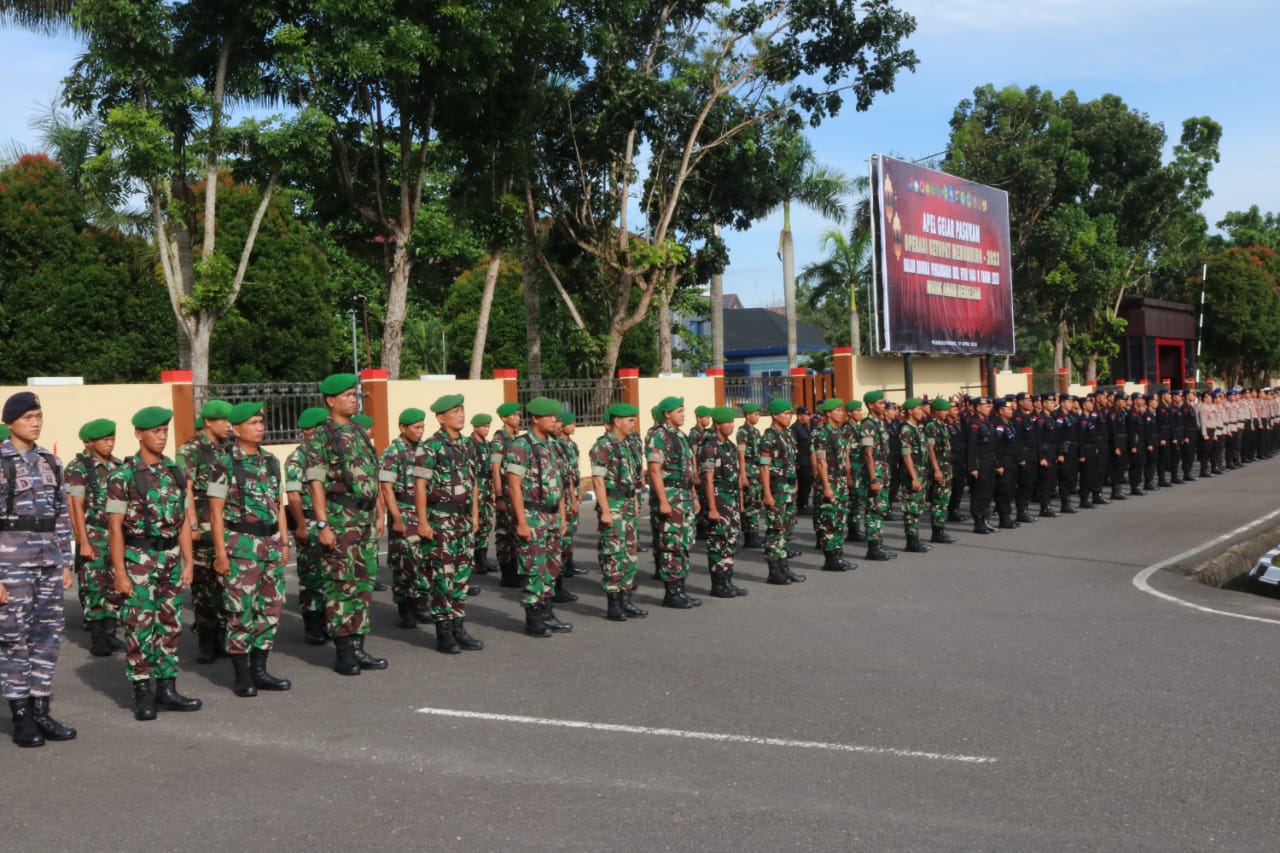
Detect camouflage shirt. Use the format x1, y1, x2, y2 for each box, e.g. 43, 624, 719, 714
489, 428, 519, 497
378, 436, 421, 512
554, 435, 580, 495
759, 425, 797, 484
415, 429, 476, 516
697, 434, 739, 508
735, 423, 760, 465
647, 424, 697, 493
859, 416, 891, 466
503, 432, 564, 514
177, 432, 228, 528
0, 440, 72, 569
65, 451, 120, 531
900, 420, 927, 472
811, 423, 848, 481
624, 431, 645, 493
106, 453, 187, 542
284, 444, 312, 517
207, 446, 284, 560
468, 436, 493, 498
300, 418, 380, 528
589, 432, 635, 501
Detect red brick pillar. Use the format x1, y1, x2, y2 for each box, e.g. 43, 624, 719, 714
832, 346, 854, 403
706, 367, 725, 406
1022, 367, 1033, 395
494, 369, 519, 405
360, 368, 390, 454
789, 367, 809, 411
618, 368, 640, 409
164, 370, 195, 447
1057, 367, 1070, 395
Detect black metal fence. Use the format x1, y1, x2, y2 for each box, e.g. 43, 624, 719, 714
195, 382, 335, 444
723, 375, 791, 411
517, 377, 625, 426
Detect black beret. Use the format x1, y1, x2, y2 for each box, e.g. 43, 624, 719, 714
2, 391, 40, 423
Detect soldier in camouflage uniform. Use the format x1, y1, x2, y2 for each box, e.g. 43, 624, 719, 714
285, 407, 329, 645
590, 403, 647, 622
504, 396, 570, 637
699, 406, 749, 597
690, 405, 713, 540
379, 407, 430, 630
414, 394, 484, 655
811, 398, 854, 573
625, 419, 647, 555
923, 398, 958, 544
108, 406, 202, 721
648, 396, 702, 609
178, 399, 232, 664
66, 417, 124, 657
898, 399, 932, 554
302, 374, 388, 676
644, 405, 664, 562
552, 413, 582, 595
490, 402, 523, 588
859, 390, 898, 562
760, 398, 805, 584
1, 392, 77, 746
843, 399, 868, 543
208, 402, 292, 697
468, 413, 496, 575
736, 403, 764, 548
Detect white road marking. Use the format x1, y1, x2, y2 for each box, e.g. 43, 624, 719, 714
415, 706, 998, 765
1132, 506, 1280, 625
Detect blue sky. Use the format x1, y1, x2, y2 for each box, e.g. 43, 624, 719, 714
3, 0, 1278, 309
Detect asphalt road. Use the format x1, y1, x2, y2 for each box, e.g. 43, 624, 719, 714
5, 462, 1280, 852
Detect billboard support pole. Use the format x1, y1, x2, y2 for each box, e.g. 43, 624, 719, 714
903, 353, 914, 399
986, 356, 998, 399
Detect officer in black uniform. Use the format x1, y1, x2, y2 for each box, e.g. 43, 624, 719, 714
1011, 392, 1039, 524
946, 397, 970, 524
1078, 394, 1107, 508
965, 397, 997, 534
1035, 394, 1059, 517
1054, 395, 1079, 514
1108, 394, 1131, 499
992, 397, 1020, 528
1141, 393, 1160, 491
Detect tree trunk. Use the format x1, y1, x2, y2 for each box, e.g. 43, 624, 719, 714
522, 234, 542, 379
1053, 321, 1067, 372
1085, 354, 1098, 383
469, 250, 503, 379
781, 218, 797, 369
657, 286, 673, 374
710, 224, 724, 370
850, 306, 862, 356
381, 235, 412, 378
189, 313, 214, 387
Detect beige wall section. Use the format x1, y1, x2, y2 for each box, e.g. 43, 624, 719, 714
850, 355, 985, 401
995, 372, 1031, 398
386, 378, 508, 427
0, 383, 173, 464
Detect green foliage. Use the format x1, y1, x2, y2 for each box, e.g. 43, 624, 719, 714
1198, 247, 1280, 384
1210, 206, 1280, 252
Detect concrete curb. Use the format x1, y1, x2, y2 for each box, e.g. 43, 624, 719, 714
1188, 517, 1280, 591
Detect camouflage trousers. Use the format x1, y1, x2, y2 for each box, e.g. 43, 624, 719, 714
321, 525, 376, 639
763, 482, 797, 560
813, 481, 850, 553
475, 492, 495, 550
495, 503, 517, 566
847, 465, 867, 534
190, 542, 226, 633
653, 492, 695, 582
901, 484, 924, 536
388, 506, 428, 605
424, 511, 472, 622
518, 509, 561, 606
122, 547, 184, 682
221, 549, 286, 656
706, 500, 740, 576
864, 462, 890, 539
597, 498, 638, 593
294, 535, 325, 615
926, 465, 953, 527
0, 563, 65, 699
741, 480, 763, 537
76, 526, 118, 622
561, 497, 579, 560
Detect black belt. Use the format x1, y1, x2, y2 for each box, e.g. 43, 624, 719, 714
228, 520, 275, 537
125, 534, 178, 551
427, 500, 468, 514
527, 502, 560, 513
0, 517, 56, 532
605, 488, 634, 499
327, 493, 376, 512
662, 479, 694, 489
393, 491, 415, 504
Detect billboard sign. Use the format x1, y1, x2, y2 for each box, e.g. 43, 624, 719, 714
871, 156, 1015, 355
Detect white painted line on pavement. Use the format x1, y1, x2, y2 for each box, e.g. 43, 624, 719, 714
1132, 506, 1280, 626
415, 706, 998, 765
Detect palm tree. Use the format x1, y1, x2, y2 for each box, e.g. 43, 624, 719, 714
768, 128, 853, 369
799, 177, 872, 353
0, 0, 73, 30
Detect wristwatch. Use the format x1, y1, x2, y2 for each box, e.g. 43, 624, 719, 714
315, 520, 329, 531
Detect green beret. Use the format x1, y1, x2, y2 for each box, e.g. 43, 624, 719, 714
607, 403, 639, 420
352, 413, 374, 429
526, 396, 560, 418
228, 401, 264, 425
818, 398, 844, 414
298, 408, 328, 430
471, 413, 492, 427
657, 396, 684, 414
194, 415, 204, 429
766, 398, 793, 415
931, 397, 951, 411
741, 403, 761, 415
80, 418, 116, 442
863, 389, 885, 405
560, 411, 576, 426
845, 400, 863, 411
903, 397, 923, 410
651, 406, 662, 420
710, 406, 737, 424
496, 402, 521, 418
199, 399, 233, 421
399, 407, 427, 425
429, 394, 464, 415
318, 373, 358, 396
694, 405, 712, 418
132, 406, 173, 430
0, 424, 9, 441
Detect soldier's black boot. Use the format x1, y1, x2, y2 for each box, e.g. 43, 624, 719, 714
229, 654, 258, 697
725, 567, 751, 594
678, 579, 704, 605
1110, 487, 1127, 500
498, 558, 522, 589
250, 649, 291, 691
931, 525, 957, 544
661, 580, 695, 608
973, 516, 991, 534
525, 604, 552, 638
947, 508, 969, 523
562, 553, 578, 578
303, 610, 328, 645
1039, 503, 1059, 518
9, 699, 44, 747
414, 598, 431, 625
552, 575, 578, 603
453, 618, 484, 650
1016, 505, 1038, 523
866, 538, 897, 560
215, 627, 230, 659
781, 560, 807, 583
132, 680, 158, 721
904, 535, 932, 553
846, 519, 867, 543
1059, 498, 1077, 514
822, 550, 847, 572
434, 621, 461, 655
834, 549, 856, 570
766, 558, 791, 585
88, 620, 113, 657
606, 592, 628, 621
998, 514, 1019, 529
541, 601, 574, 632
1078, 495, 1094, 509
620, 588, 649, 617
472, 546, 493, 575
333, 636, 362, 674
30, 697, 76, 741
155, 678, 202, 712
396, 598, 419, 630
710, 572, 738, 597
104, 618, 126, 652
743, 528, 764, 549
352, 636, 389, 670
195, 628, 219, 664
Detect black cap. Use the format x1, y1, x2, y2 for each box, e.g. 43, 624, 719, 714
795, 406, 809, 414
2, 391, 40, 424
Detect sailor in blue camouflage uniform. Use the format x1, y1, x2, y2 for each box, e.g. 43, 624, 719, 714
0, 392, 77, 747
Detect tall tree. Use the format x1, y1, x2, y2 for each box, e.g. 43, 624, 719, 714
0, 0, 71, 29
1210, 206, 1280, 252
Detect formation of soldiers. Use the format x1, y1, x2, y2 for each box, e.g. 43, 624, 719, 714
2, 378, 1277, 742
